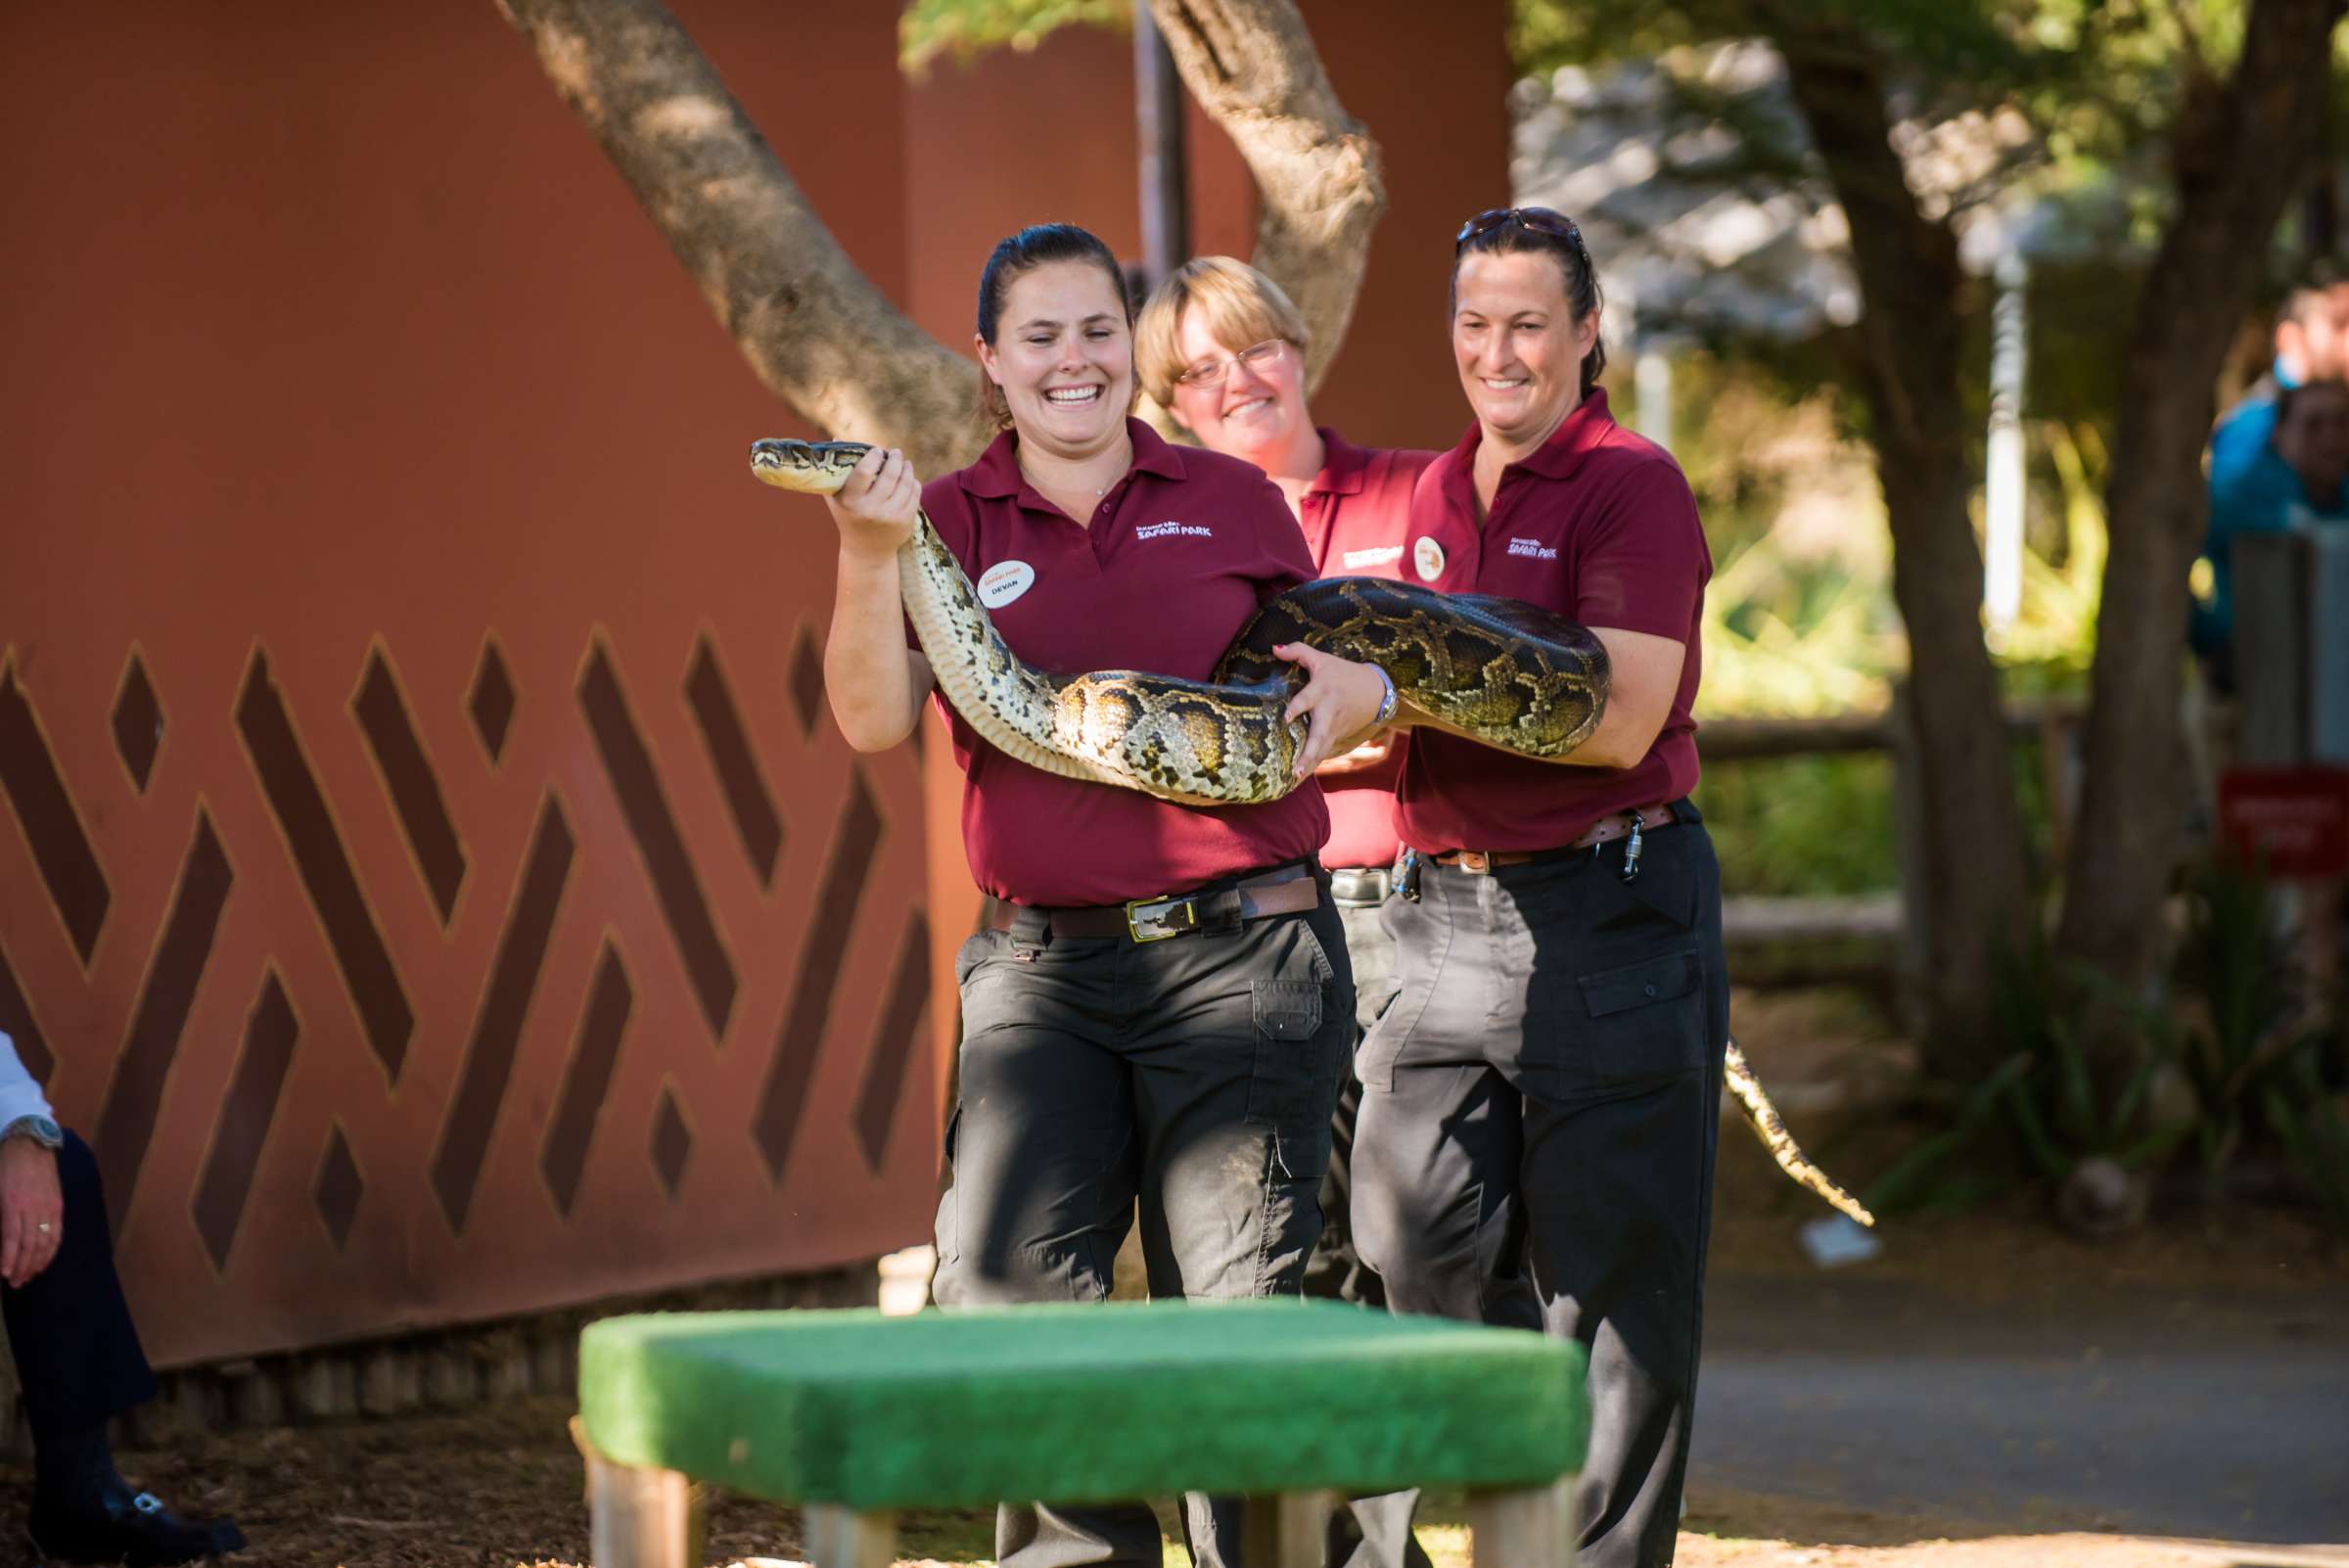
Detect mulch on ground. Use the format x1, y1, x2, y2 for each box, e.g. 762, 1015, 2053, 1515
9, 985, 2342, 1567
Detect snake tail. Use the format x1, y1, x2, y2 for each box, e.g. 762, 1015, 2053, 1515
1725, 1038, 1874, 1226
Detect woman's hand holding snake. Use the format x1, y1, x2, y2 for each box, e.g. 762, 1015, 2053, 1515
1275, 644, 1390, 780
822, 445, 921, 560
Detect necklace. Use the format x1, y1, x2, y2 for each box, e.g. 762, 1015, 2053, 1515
1020, 446, 1126, 503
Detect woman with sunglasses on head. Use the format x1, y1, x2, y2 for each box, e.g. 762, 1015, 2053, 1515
1135, 257, 1439, 1317
1350, 208, 1725, 1568
817, 223, 1389, 1568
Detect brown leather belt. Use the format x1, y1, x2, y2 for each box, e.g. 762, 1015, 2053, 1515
985, 862, 1322, 944
1430, 801, 1679, 875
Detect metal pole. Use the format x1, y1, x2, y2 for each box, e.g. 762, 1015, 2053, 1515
1133, 1, 1189, 291
1984, 250, 2028, 635
1635, 347, 1674, 453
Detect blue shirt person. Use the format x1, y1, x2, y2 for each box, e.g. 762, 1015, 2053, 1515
2208, 285, 2346, 494
2195, 377, 2349, 686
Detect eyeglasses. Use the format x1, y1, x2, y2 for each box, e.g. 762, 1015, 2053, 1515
1173, 338, 1289, 391
1454, 207, 1586, 254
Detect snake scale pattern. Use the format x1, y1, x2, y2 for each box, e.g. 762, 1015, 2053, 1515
754, 437, 1873, 1227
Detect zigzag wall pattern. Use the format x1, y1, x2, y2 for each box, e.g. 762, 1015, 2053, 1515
0, 624, 936, 1368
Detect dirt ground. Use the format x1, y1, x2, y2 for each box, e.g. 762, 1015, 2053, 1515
7, 986, 2343, 1568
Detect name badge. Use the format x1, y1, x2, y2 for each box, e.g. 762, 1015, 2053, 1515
1412, 536, 1447, 582
977, 559, 1036, 609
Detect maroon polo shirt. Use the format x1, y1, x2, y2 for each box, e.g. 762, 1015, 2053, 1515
1396, 389, 1710, 853
920, 419, 1330, 905
1296, 428, 1437, 871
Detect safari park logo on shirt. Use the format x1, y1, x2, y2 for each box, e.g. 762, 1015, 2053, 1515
1507, 536, 1560, 561
977, 559, 1036, 609
1135, 520, 1213, 541
1341, 544, 1405, 570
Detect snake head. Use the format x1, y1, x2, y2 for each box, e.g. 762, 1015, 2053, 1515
749, 438, 874, 495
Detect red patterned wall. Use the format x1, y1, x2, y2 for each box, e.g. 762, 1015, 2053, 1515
0, 1, 936, 1366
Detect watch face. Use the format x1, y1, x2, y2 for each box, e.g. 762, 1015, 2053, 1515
6, 1116, 62, 1148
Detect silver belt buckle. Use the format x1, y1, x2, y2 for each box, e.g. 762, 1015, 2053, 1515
1124, 893, 1197, 943
1329, 867, 1392, 906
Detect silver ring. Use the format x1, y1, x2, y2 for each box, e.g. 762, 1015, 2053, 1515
35, 1222, 52, 1233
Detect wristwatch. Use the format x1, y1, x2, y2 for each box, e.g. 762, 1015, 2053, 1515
1, 1115, 63, 1150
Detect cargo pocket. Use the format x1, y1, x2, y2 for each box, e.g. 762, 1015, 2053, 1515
1356, 892, 1449, 1091
1574, 947, 1706, 1089
1244, 979, 1335, 1179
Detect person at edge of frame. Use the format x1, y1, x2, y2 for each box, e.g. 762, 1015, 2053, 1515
806, 221, 1391, 1568
0, 1031, 250, 1565
1347, 207, 1727, 1568
1134, 254, 1443, 1568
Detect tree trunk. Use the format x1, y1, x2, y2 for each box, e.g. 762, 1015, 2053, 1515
495, 0, 1387, 473
1771, 16, 2036, 1079
495, 0, 988, 478
1148, 0, 1385, 392
2056, 0, 2346, 988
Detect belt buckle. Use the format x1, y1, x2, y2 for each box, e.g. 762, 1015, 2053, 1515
1124, 893, 1197, 943
1455, 849, 1495, 875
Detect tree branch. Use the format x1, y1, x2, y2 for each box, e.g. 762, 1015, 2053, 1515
1148, 0, 1386, 392
496, 0, 991, 477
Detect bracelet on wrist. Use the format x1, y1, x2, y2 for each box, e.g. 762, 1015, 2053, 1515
1372, 668, 1399, 727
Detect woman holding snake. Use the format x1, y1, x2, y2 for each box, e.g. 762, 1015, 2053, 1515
817, 222, 1388, 1568
1349, 208, 1727, 1568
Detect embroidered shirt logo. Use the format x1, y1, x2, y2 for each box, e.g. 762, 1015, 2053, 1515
1507, 537, 1560, 561
1341, 544, 1405, 570
977, 559, 1036, 609
1412, 536, 1447, 581
1135, 521, 1213, 540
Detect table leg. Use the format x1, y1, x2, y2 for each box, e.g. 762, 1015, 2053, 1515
803, 1501, 897, 1568
576, 1421, 701, 1568
1467, 1477, 1575, 1568
1243, 1490, 1334, 1568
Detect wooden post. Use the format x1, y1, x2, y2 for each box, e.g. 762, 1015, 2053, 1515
2234, 531, 2308, 766
1242, 1492, 1332, 1568
576, 1420, 700, 1568
1467, 1477, 1576, 1567
802, 1502, 896, 1568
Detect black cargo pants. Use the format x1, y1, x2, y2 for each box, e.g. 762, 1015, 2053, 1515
932, 883, 1355, 1568
1351, 807, 1728, 1568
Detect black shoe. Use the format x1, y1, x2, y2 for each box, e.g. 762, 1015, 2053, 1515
28, 1481, 247, 1567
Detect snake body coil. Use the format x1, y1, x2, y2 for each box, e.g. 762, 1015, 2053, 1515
753, 437, 1873, 1226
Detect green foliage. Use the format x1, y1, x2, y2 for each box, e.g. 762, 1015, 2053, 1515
899, 0, 1122, 74
1861, 926, 2189, 1218
1862, 858, 2349, 1230
1665, 350, 2092, 897
2155, 857, 2348, 1221
1696, 754, 1897, 898
2264, 1045, 2349, 1230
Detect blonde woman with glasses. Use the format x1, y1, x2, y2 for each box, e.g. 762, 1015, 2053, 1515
1139, 258, 1445, 1568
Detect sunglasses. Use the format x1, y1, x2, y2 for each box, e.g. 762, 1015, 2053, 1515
1454, 207, 1587, 254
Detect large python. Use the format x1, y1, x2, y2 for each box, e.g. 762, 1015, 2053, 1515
753, 437, 1873, 1227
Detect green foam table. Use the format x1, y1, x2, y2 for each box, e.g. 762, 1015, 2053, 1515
575, 1298, 1587, 1567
